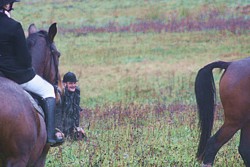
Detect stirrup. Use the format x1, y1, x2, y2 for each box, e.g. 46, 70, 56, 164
50, 141, 64, 147
50, 136, 64, 147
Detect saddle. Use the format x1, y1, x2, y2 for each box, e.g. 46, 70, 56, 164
23, 91, 45, 118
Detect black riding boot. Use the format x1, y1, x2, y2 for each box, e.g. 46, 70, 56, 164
43, 97, 64, 147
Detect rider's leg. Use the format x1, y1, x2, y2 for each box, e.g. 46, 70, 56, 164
20, 75, 64, 146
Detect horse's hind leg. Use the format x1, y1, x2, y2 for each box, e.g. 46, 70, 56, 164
239, 121, 250, 166
203, 122, 239, 165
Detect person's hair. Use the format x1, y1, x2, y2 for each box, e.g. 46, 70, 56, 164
0, 0, 19, 11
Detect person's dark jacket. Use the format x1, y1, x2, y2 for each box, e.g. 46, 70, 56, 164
56, 86, 82, 137
0, 12, 35, 84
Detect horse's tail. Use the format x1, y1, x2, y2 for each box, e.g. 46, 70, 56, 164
195, 61, 230, 160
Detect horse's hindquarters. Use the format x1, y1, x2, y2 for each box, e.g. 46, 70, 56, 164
220, 61, 250, 124
0, 78, 47, 166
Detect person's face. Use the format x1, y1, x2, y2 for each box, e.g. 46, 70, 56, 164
4, 4, 10, 11
64, 82, 77, 92
3, 3, 12, 11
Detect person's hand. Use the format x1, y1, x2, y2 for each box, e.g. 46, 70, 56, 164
55, 132, 64, 139
76, 127, 85, 134
80, 110, 84, 117
55, 128, 65, 140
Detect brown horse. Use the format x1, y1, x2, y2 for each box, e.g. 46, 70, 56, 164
195, 58, 250, 166
0, 23, 62, 167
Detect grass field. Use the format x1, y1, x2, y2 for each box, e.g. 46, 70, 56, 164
11, 0, 250, 166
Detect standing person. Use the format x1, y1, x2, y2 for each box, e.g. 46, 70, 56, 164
0, 0, 64, 146
56, 72, 85, 139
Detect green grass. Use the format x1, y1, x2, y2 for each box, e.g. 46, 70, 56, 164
13, 0, 250, 30
54, 31, 250, 108
7, 0, 250, 166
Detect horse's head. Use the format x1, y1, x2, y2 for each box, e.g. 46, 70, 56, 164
27, 23, 63, 103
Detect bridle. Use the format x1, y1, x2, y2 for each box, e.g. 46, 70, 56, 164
49, 43, 59, 86
50, 43, 62, 96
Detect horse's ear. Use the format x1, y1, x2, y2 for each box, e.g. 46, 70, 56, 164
48, 23, 57, 42
28, 23, 37, 35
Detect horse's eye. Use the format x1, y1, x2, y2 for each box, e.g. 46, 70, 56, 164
52, 49, 60, 58
51, 49, 55, 55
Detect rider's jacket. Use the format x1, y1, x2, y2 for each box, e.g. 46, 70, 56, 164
0, 12, 35, 84
56, 87, 82, 136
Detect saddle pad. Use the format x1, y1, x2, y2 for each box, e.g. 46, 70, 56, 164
23, 90, 45, 118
